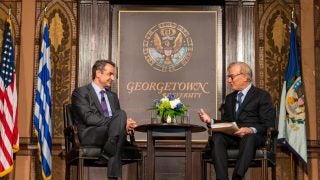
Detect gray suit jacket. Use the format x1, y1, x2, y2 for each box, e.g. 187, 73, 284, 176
71, 83, 121, 145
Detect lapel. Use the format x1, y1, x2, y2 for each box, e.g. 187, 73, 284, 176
237, 85, 255, 114
88, 84, 104, 116
105, 89, 115, 113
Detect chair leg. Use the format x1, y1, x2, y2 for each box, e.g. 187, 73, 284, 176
271, 165, 276, 180
261, 159, 267, 180
201, 160, 207, 180
65, 163, 70, 180
78, 159, 84, 180
135, 161, 138, 180
201, 158, 204, 180
136, 160, 141, 180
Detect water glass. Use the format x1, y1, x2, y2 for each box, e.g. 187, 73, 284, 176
180, 110, 190, 124
151, 110, 158, 124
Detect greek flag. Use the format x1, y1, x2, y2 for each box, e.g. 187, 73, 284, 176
278, 22, 307, 165
33, 17, 52, 179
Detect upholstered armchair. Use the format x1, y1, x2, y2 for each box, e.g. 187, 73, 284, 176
63, 104, 142, 180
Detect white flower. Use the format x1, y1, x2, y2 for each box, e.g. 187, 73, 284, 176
161, 97, 169, 102
170, 98, 181, 109
166, 116, 172, 123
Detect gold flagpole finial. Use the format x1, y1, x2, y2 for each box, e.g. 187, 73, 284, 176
8, 5, 12, 19
290, 7, 297, 27
44, 3, 48, 18
291, 7, 295, 21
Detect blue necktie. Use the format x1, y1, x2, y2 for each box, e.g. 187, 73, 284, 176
236, 92, 243, 109
100, 90, 109, 118
235, 92, 243, 120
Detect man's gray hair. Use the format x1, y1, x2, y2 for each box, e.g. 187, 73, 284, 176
227, 62, 252, 82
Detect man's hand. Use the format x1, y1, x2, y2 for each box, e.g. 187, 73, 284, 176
233, 127, 253, 138
198, 108, 212, 124
126, 118, 137, 135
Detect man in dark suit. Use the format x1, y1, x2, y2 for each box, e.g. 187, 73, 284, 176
198, 62, 275, 180
71, 60, 137, 180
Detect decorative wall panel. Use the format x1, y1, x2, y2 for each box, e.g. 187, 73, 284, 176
315, 0, 320, 142
256, 0, 296, 106
32, 0, 77, 179
34, 0, 77, 138
314, 0, 320, 178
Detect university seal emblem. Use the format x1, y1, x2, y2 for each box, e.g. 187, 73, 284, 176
143, 22, 193, 72
285, 77, 305, 125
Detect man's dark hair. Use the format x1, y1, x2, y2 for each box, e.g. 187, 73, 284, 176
92, 60, 115, 80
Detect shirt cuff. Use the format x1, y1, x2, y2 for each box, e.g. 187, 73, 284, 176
250, 127, 257, 133
209, 119, 214, 128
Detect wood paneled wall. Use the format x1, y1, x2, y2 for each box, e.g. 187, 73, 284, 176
0, 0, 318, 179
75, 0, 320, 179
225, 0, 256, 93
78, 0, 111, 87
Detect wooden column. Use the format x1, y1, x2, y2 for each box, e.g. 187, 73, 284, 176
225, 0, 256, 92
78, 0, 111, 87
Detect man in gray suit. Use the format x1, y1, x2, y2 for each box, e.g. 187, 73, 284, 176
198, 62, 275, 180
71, 60, 137, 180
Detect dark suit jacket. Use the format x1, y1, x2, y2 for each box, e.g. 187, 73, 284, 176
222, 85, 275, 136
71, 83, 121, 144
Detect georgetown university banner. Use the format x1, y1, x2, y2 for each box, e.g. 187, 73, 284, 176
117, 8, 223, 140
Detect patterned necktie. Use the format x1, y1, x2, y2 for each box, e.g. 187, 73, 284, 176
236, 92, 243, 109
100, 90, 109, 118
235, 92, 243, 120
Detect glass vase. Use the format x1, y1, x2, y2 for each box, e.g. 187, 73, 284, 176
161, 115, 176, 123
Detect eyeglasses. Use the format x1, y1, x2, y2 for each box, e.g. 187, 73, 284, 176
226, 73, 242, 80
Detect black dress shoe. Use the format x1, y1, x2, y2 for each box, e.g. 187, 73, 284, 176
103, 138, 117, 157
232, 174, 243, 180
96, 153, 109, 164
108, 176, 118, 180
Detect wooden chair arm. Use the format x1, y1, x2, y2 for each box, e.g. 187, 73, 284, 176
64, 125, 81, 149
265, 127, 279, 151
129, 130, 138, 147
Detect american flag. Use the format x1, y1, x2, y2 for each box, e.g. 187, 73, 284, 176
0, 18, 19, 177
33, 17, 52, 179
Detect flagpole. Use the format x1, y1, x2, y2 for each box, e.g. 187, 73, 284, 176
44, 4, 47, 17
290, 152, 294, 179
289, 9, 296, 175
8, 8, 11, 20
7, 10, 14, 172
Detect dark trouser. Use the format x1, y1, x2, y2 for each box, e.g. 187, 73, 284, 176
79, 110, 127, 178
106, 110, 127, 178
211, 133, 265, 180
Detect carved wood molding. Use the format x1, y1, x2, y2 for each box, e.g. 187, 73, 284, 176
315, 0, 320, 141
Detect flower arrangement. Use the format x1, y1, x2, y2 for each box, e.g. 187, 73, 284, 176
152, 93, 187, 123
